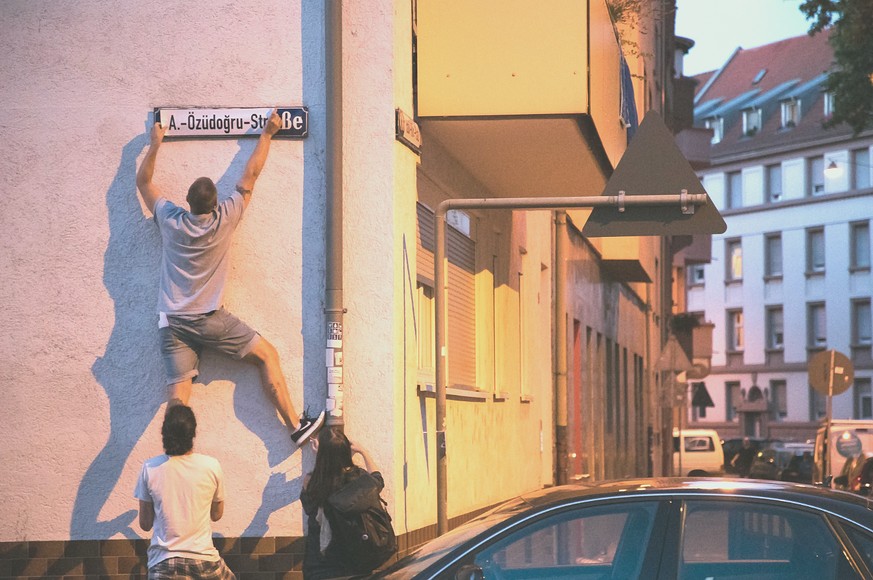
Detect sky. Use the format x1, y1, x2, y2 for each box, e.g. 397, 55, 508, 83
675, 0, 814, 76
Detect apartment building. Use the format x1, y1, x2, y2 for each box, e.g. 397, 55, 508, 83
684, 31, 873, 441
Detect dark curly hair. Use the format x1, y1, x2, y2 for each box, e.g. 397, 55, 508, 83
162, 404, 196, 456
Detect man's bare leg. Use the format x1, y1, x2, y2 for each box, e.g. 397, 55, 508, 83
244, 338, 300, 430
168, 379, 192, 408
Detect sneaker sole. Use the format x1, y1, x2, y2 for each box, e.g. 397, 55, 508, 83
293, 412, 325, 445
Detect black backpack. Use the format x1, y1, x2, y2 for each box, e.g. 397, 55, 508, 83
326, 469, 397, 572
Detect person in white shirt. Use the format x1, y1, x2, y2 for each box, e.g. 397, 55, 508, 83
136, 111, 323, 446
135, 405, 235, 579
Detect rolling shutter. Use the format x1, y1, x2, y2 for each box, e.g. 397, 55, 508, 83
417, 202, 477, 388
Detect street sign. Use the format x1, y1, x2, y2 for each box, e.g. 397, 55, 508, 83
656, 335, 693, 372
582, 111, 727, 237
154, 107, 308, 138
836, 430, 863, 458
808, 349, 854, 395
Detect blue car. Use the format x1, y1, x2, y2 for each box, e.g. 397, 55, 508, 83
370, 478, 873, 579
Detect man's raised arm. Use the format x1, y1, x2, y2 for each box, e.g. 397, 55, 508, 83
235, 109, 283, 208
136, 122, 168, 214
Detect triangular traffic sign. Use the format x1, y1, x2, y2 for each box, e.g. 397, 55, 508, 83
582, 111, 726, 237
656, 335, 693, 372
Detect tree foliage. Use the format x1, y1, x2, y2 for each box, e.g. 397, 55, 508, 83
800, 0, 873, 134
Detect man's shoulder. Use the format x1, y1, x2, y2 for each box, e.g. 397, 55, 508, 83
142, 455, 171, 469
155, 197, 186, 219
190, 452, 222, 468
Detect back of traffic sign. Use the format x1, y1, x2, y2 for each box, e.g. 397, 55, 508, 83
582, 111, 726, 237
808, 349, 854, 395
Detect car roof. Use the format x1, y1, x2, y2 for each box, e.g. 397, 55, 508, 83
513, 477, 873, 517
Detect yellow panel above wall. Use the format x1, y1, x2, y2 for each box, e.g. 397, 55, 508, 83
418, 0, 589, 117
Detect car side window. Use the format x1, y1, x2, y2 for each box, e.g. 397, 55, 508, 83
681, 500, 860, 580
843, 525, 873, 571
685, 437, 714, 452
469, 501, 659, 580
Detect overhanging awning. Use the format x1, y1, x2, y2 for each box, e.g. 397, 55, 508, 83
419, 115, 613, 201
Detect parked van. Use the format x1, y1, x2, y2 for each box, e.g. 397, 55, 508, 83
673, 428, 725, 476
814, 420, 873, 484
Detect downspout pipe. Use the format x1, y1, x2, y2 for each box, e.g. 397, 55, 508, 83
325, 0, 345, 428
434, 193, 708, 536
554, 212, 568, 486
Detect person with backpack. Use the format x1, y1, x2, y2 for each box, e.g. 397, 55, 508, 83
301, 427, 396, 579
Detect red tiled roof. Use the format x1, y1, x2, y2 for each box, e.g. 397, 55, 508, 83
696, 30, 833, 102
691, 30, 853, 157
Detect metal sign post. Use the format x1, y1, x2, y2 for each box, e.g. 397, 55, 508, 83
809, 349, 855, 480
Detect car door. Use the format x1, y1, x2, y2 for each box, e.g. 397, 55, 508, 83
436, 498, 669, 580
656, 497, 867, 580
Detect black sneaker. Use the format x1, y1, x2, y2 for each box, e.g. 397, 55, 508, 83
291, 410, 325, 446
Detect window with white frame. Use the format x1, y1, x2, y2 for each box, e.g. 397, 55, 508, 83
808, 302, 827, 349
706, 116, 724, 144
853, 299, 872, 346
856, 378, 873, 420
853, 148, 871, 190
687, 263, 705, 286
851, 221, 871, 271
727, 309, 744, 352
807, 227, 825, 274
823, 91, 835, 117
766, 164, 782, 202
781, 99, 800, 128
726, 382, 741, 422
765, 233, 782, 278
809, 156, 825, 195
726, 239, 742, 281
770, 380, 787, 420
742, 108, 762, 135
767, 306, 784, 350
727, 171, 743, 209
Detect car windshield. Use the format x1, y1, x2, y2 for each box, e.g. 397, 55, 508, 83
373, 498, 528, 579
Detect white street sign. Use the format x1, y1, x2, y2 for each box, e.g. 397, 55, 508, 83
155, 107, 308, 138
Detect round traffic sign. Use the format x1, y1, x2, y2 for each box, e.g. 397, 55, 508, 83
836, 430, 863, 458
808, 349, 854, 395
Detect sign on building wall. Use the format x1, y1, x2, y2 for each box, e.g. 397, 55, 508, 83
155, 107, 308, 138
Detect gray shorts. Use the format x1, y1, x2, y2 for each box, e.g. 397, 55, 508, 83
160, 307, 260, 385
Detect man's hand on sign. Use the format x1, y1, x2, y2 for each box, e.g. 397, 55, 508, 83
265, 109, 282, 137
151, 122, 168, 146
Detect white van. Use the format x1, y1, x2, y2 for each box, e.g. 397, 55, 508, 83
813, 420, 873, 484
673, 428, 725, 476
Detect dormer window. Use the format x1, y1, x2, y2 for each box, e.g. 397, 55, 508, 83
753, 68, 768, 84
742, 108, 762, 136
705, 116, 724, 144
823, 91, 834, 117
781, 99, 800, 128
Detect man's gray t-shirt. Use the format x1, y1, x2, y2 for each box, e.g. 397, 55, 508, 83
155, 193, 245, 315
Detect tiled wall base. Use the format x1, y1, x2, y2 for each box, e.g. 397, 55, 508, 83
0, 505, 494, 579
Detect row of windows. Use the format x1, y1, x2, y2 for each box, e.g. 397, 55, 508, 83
723, 148, 872, 210
705, 92, 833, 144
723, 377, 873, 422
688, 221, 871, 284
724, 299, 872, 352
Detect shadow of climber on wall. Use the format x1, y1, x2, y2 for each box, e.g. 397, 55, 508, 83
72, 132, 164, 539
73, 117, 312, 539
